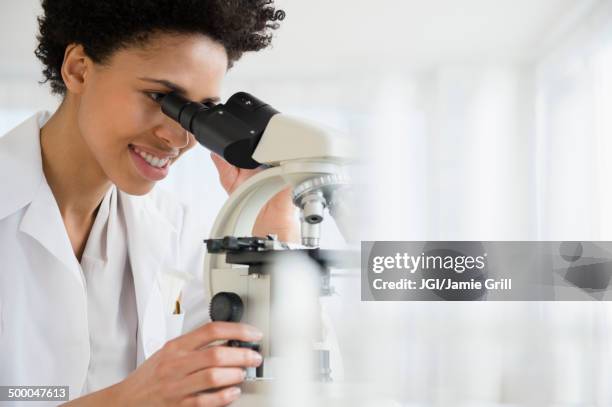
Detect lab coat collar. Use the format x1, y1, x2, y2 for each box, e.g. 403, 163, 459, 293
20, 179, 84, 279
0, 111, 85, 279
0, 111, 50, 221
81, 184, 115, 264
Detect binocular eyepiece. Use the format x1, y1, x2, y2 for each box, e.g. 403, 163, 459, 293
157, 92, 279, 169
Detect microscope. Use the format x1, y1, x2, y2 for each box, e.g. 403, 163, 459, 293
158, 91, 356, 404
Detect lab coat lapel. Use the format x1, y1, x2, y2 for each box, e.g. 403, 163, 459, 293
0, 111, 48, 220
19, 181, 84, 284
0, 111, 84, 285
119, 191, 180, 361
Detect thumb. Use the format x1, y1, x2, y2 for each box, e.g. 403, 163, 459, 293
210, 152, 239, 193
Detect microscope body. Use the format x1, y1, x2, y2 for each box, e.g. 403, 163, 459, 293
204, 111, 352, 372
159, 92, 354, 404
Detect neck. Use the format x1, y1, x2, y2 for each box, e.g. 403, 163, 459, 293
40, 97, 112, 221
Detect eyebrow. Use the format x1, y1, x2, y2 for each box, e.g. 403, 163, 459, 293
138, 77, 221, 103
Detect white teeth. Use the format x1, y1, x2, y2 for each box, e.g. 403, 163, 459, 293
132, 146, 169, 168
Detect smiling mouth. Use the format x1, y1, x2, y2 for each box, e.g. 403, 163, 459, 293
129, 144, 172, 168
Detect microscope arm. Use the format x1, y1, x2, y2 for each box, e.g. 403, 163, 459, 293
205, 160, 345, 295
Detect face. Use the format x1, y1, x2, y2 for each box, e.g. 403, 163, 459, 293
74, 33, 228, 195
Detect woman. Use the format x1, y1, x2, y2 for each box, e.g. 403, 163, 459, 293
0, 1, 297, 405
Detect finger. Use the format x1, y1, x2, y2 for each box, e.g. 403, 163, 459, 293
210, 152, 239, 192
181, 386, 241, 407
211, 151, 241, 176
171, 347, 263, 377
211, 151, 264, 180
170, 321, 262, 352
178, 367, 245, 396
210, 152, 226, 170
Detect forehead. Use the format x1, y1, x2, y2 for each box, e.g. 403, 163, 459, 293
107, 33, 228, 98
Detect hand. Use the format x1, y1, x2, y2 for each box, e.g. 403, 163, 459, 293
211, 153, 300, 243
114, 322, 263, 406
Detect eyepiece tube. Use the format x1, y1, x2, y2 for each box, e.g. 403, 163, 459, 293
158, 91, 280, 169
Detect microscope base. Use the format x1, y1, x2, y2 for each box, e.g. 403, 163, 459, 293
233, 380, 400, 407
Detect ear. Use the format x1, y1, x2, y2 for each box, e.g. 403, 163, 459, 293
60, 43, 92, 94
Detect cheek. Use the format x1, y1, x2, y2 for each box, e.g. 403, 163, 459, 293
79, 89, 150, 154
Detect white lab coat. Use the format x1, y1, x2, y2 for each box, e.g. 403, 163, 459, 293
0, 111, 211, 401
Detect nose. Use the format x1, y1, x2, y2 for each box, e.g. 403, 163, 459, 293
154, 115, 190, 149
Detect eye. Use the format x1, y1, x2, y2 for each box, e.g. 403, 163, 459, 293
145, 91, 166, 103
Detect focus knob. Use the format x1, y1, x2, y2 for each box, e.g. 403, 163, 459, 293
209, 292, 244, 322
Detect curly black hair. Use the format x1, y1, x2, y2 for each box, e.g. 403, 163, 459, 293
35, 0, 285, 95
